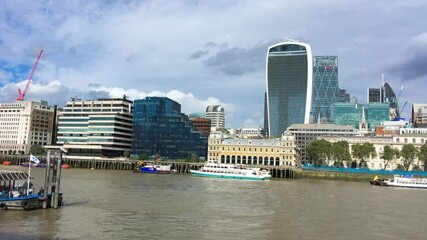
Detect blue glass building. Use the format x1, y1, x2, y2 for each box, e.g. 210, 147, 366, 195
312, 56, 340, 122
132, 97, 207, 159
265, 41, 313, 137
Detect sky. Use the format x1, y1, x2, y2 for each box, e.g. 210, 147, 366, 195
0, 0, 426, 128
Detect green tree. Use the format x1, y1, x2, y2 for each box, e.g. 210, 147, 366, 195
381, 145, 400, 170
30, 144, 44, 155
331, 140, 351, 167
351, 142, 377, 167
419, 144, 427, 171
123, 151, 130, 158
190, 153, 198, 162
400, 144, 419, 171
306, 139, 332, 167
138, 153, 148, 160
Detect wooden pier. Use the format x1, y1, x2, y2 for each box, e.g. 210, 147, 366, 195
0, 155, 298, 179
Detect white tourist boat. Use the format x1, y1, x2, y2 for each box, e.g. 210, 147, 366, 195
189, 160, 271, 180
383, 175, 427, 189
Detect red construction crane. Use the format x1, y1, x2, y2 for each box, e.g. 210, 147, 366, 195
16, 49, 44, 101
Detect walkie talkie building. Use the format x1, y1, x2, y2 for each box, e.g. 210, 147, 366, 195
265, 41, 313, 137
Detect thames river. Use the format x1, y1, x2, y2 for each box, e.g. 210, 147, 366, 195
1, 167, 426, 240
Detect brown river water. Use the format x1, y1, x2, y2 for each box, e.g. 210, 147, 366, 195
0, 166, 426, 240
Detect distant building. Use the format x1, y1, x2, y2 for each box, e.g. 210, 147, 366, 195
188, 113, 205, 119
375, 119, 410, 137
132, 97, 207, 159
238, 125, 264, 139
286, 123, 360, 163
265, 41, 313, 137
320, 135, 426, 170
205, 105, 225, 130
56, 98, 133, 157
367, 88, 383, 103
312, 56, 340, 122
339, 89, 351, 103
412, 103, 427, 128
0, 100, 56, 154
332, 102, 390, 132
207, 131, 298, 166
191, 117, 211, 138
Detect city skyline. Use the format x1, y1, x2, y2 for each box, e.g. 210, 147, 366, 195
0, 1, 426, 128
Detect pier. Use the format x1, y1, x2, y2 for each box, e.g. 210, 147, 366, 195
0, 155, 298, 179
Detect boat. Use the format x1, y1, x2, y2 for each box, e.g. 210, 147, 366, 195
21, 162, 48, 168
382, 175, 427, 189
135, 161, 175, 174
0, 171, 42, 210
369, 175, 387, 186
189, 160, 272, 180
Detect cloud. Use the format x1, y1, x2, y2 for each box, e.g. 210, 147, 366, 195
387, 32, 427, 81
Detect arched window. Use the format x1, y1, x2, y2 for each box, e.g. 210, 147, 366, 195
221, 155, 225, 163
242, 156, 247, 164
275, 157, 280, 166
232, 155, 236, 164
253, 156, 258, 165
226, 155, 230, 164
248, 156, 252, 165
237, 155, 241, 164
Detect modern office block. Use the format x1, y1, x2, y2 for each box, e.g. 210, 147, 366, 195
312, 56, 340, 122
266, 41, 313, 137
132, 97, 207, 159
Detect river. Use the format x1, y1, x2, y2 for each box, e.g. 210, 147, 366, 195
1, 166, 426, 240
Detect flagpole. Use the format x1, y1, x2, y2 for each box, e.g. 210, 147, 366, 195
27, 155, 31, 196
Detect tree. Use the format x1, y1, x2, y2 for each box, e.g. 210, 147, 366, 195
331, 141, 351, 167
351, 142, 377, 167
123, 151, 130, 158
419, 144, 427, 171
190, 153, 199, 162
30, 144, 44, 155
400, 144, 419, 171
138, 153, 148, 160
306, 139, 332, 167
381, 145, 400, 170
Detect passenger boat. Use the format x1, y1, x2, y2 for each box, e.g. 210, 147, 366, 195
0, 171, 42, 210
189, 160, 272, 180
135, 161, 175, 174
383, 175, 427, 189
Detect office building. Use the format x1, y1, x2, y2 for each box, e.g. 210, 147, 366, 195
56, 98, 133, 157
367, 88, 383, 103
191, 117, 211, 138
312, 56, 340, 122
205, 105, 225, 130
412, 103, 427, 128
286, 123, 360, 163
0, 100, 55, 154
132, 97, 207, 159
265, 41, 313, 137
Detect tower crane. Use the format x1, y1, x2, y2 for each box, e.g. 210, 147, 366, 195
16, 49, 44, 101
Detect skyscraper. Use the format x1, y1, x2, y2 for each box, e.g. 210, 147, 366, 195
265, 41, 313, 137
312, 56, 340, 122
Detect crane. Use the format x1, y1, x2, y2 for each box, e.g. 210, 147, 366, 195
16, 49, 44, 101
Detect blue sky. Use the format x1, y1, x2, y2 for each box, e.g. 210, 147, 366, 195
1, 0, 426, 127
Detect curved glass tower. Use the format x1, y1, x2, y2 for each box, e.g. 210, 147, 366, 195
266, 41, 313, 137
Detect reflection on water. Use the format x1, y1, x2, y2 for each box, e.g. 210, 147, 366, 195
0, 167, 426, 240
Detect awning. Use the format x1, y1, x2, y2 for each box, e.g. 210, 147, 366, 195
0, 171, 29, 181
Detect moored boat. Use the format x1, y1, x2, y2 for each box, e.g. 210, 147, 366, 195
135, 161, 175, 174
189, 160, 271, 180
383, 175, 427, 189
0, 171, 42, 210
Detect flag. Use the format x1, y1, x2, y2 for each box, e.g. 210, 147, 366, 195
30, 154, 40, 165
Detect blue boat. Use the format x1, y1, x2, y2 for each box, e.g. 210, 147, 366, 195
135, 161, 175, 174
0, 171, 42, 210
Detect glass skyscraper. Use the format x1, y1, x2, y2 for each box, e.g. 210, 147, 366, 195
312, 56, 340, 122
265, 41, 313, 137
132, 97, 207, 159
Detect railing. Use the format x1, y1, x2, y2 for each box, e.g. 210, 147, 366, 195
302, 164, 427, 176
